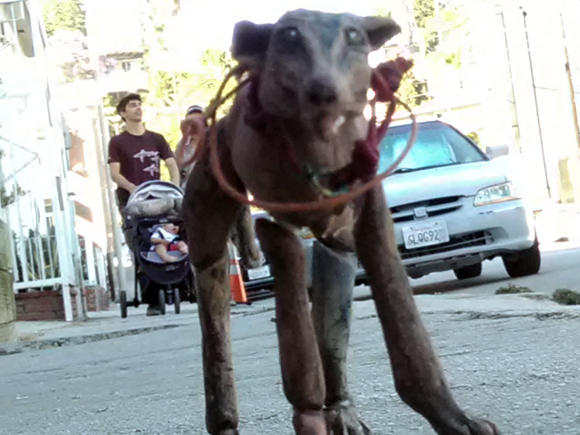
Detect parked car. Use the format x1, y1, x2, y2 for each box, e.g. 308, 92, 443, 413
238, 211, 316, 295
378, 119, 540, 280
240, 119, 540, 292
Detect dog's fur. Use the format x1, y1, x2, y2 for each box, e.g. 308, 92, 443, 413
182, 9, 500, 435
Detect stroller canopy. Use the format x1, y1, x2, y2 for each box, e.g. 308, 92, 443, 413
126, 181, 184, 218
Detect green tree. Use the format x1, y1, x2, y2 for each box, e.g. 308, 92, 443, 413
413, 0, 435, 28
398, 71, 431, 108
414, 0, 439, 52
42, 0, 86, 37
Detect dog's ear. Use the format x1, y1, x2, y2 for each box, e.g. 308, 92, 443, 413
231, 21, 273, 68
362, 16, 401, 50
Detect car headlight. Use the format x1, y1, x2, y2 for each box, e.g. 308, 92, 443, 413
474, 182, 519, 206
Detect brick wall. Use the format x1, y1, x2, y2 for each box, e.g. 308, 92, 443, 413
15, 289, 79, 321
84, 286, 110, 312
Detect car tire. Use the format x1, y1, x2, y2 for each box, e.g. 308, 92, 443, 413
453, 263, 482, 280
502, 239, 541, 278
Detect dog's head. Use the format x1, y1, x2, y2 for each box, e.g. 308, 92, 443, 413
232, 9, 401, 140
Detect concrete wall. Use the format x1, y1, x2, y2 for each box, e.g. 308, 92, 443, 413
0, 219, 16, 342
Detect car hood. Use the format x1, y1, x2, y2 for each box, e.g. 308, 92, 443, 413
383, 161, 507, 208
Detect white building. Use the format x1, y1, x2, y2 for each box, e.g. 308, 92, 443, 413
0, 0, 108, 321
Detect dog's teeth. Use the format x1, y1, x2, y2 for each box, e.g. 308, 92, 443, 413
333, 116, 346, 132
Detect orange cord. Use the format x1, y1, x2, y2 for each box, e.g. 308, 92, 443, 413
183, 65, 418, 213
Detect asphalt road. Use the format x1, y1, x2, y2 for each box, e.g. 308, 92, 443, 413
410, 244, 580, 297
1, 246, 580, 435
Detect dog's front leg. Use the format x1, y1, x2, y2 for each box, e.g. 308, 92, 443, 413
310, 241, 370, 435
182, 144, 244, 435
353, 186, 499, 435
256, 219, 328, 435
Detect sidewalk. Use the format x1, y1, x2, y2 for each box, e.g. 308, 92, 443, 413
0, 300, 263, 356
535, 202, 580, 246
2, 287, 578, 357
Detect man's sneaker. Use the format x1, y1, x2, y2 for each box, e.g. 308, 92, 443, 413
146, 305, 161, 316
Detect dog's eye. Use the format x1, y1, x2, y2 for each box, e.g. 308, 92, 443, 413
280, 27, 300, 42
345, 28, 365, 46
277, 27, 303, 53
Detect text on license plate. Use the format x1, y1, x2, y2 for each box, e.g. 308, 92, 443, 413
402, 220, 450, 250
247, 265, 271, 280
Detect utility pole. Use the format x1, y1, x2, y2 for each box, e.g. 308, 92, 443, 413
522, 9, 551, 199
84, 0, 128, 301
560, 13, 580, 151
498, 7, 522, 153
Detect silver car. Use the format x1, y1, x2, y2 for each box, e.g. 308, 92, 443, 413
380, 119, 540, 280
243, 119, 540, 291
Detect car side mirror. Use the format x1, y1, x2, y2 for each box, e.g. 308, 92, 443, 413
486, 144, 509, 159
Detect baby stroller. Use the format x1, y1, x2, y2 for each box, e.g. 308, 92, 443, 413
119, 180, 195, 318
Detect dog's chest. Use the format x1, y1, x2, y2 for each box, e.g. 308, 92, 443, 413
233, 143, 318, 205
231, 128, 325, 205
230, 119, 363, 205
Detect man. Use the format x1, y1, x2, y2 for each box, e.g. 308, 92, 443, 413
175, 104, 206, 188
108, 93, 180, 208
108, 92, 180, 315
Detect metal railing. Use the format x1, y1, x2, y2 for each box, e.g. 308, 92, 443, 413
12, 232, 107, 291
12, 232, 61, 290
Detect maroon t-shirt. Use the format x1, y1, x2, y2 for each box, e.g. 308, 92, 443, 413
108, 130, 174, 208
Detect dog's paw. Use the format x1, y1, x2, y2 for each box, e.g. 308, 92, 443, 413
325, 402, 371, 435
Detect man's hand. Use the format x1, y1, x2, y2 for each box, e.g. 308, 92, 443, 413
177, 115, 206, 169
180, 116, 205, 140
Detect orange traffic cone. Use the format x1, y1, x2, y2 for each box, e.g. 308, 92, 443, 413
228, 242, 249, 304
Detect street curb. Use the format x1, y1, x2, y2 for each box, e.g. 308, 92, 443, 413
0, 305, 274, 357
0, 323, 183, 357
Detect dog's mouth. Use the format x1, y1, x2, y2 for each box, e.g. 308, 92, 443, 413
313, 113, 346, 141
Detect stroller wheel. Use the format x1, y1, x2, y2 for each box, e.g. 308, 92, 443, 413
174, 287, 181, 314
158, 289, 166, 315
120, 291, 128, 318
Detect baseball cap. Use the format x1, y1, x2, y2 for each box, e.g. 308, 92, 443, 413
185, 105, 204, 116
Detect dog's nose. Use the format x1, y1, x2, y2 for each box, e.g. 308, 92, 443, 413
306, 79, 337, 105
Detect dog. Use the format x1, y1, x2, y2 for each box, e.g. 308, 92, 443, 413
181, 9, 500, 435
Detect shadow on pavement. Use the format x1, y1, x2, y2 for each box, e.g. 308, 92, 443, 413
413, 275, 512, 295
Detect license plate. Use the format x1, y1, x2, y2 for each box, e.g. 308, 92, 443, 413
247, 265, 271, 280
402, 220, 449, 250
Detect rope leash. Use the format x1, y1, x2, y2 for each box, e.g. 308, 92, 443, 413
179, 62, 418, 213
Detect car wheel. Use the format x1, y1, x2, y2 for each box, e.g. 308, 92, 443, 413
453, 262, 482, 280
502, 239, 541, 278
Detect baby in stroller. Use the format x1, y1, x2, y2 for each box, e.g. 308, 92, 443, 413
150, 222, 189, 263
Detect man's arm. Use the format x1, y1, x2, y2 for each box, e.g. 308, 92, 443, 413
165, 157, 181, 186
109, 162, 137, 193
156, 133, 180, 186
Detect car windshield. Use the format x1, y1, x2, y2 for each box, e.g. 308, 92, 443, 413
378, 121, 486, 174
